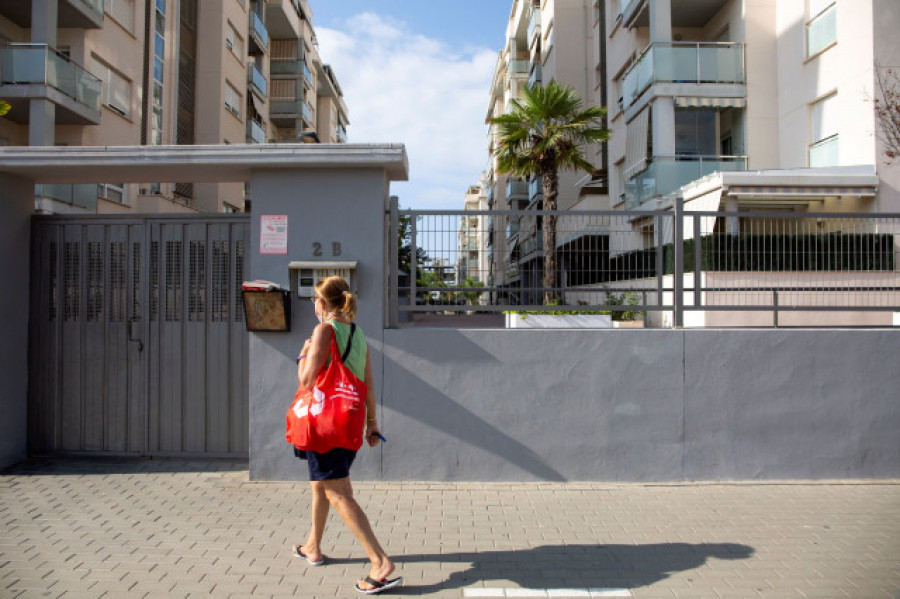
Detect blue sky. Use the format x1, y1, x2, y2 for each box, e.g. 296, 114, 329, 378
309, 1, 513, 209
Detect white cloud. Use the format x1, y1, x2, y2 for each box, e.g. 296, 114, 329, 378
317, 13, 497, 209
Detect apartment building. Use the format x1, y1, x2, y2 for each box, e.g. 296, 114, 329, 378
605, 0, 898, 216
0, 0, 348, 214
458, 173, 491, 290
485, 0, 604, 294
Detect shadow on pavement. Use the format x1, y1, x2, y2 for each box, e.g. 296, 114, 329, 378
394, 543, 755, 595
1, 456, 249, 476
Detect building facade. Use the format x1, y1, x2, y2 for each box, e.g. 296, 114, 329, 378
480, 0, 898, 319
0, 0, 348, 214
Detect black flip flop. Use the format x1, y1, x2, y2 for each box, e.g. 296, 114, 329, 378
354, 576, 404, 594
291, 544, 324, 566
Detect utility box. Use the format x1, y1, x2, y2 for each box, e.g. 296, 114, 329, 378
289, 261, 359, 298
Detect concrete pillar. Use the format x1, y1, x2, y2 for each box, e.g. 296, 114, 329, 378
29, 100, 56, 147
0, 174, 36, 469
652, 99, 676, 157
30, 0, 58, 146
648, 0, 672, 42
649, 0, 675, 159
31, 0, 58, 46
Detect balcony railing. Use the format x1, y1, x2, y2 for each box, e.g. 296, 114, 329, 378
508, 59, 529, 76
249, 10, 269, 54
0, 44, 101, 114
247, 119, 266, 144
529, 176, 543, 202
506, 178, 528, 200
301, 62, 313, 87
248, 63, 267, 97
36, 184, 98, 211
625, 155, 748, 209
527, 10, 541, 47
622, 42, 745, 109
337, 125, 348, 143
528, 63, 542, 87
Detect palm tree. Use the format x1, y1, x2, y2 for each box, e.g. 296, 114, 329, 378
491, 80, 609, 304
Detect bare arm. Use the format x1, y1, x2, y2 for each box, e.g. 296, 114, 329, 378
297, 323, 332, 390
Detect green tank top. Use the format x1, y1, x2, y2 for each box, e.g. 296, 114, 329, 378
329, 321, 367, 382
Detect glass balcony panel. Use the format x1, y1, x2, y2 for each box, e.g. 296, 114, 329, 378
809, 135, 839, 167
249, 64, 267, 97
509, 60, 529, 75
529, 176, 543, 201
250, 10, 269, 50
1, 46, 46, 84
37, 183, 98, 211
807, 5, 836, 57
655, 44, 697, 82
622, 43, 745, 110
506, 178, 527, 198
248, 119, 266, 143
624, 155, 747, 208
1, 45, 101, 114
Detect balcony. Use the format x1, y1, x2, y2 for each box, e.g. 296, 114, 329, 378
0, 44, 101, 125
624, 155, 748, 209
621, 0, 729, 30
270, 97, 312, 127
35, 184, 98, 211
621, 42, 745, 112
248, 63, 267, 99
508, 59, 529, 77
249, 10, 269, 55
264, 0, 311, 39
336, 125, 348, 143
247, 119, 266, 144
506, 178, 528, 203
528, 63, 542, 87
0, 0, 103, 29
529, 176, 543, 203
527, 10, 541, 48
506, 217, 521, 241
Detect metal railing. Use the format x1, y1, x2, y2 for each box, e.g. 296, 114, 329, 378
388, 198, 900, 328
622, 41, 745, 109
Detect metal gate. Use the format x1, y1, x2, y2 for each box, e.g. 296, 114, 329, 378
29, 215, 250, 457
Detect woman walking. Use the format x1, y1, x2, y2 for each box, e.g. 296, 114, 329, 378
291, 276, 402, 594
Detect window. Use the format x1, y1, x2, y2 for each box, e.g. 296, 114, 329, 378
98, 183, 126, 203
806, 0, 836, 58
89, 57, 131, 117
107, 0, 135, 30
225, 82, 242, 118
809, 92, 839, 167
226, 22, 244, 58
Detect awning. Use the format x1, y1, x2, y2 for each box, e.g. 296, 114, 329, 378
727, 185, 877, 198
624, 107, 650, 179
675, 96, 746, 109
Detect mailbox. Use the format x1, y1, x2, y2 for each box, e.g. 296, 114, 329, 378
289, 261, 359, 298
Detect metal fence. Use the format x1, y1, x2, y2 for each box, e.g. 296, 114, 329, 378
388, 199, 900, 328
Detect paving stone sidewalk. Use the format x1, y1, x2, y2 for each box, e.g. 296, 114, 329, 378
1, 458, 898, 598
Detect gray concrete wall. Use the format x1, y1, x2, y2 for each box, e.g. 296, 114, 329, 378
248, 168, 389, 481
323, 328, 898, 483
0, 174, 35, 469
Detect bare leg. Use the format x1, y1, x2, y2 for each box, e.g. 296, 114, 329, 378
294, 481, 328, 562
321, 477, 396, 588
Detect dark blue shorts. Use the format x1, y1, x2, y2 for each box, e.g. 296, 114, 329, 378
294, 447, 357, 481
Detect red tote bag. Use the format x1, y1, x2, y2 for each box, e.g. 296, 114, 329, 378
286, 325, 367, 453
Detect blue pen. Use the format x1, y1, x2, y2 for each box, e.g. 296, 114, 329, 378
372, 432, 387, 443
